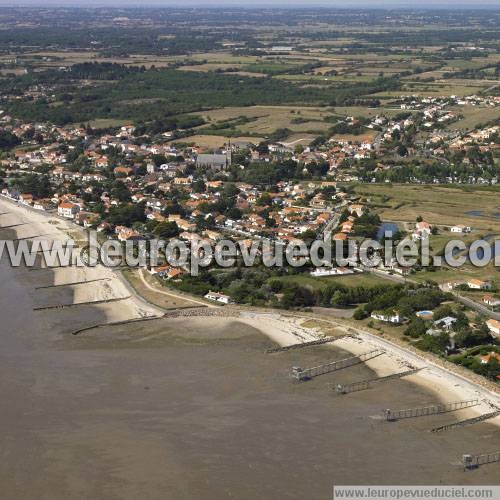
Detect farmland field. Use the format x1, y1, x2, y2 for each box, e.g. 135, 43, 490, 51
0, 7, 499, 498
176, 134, 264, 148
446, 105, 500, 131
355, 184, 500, 232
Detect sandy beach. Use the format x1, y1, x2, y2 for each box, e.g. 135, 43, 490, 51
0, 195, 500, 418
2, 196, 499, 418
237, 310, 500, 424
0, 198, 163, 326
0, 198, 499, 499
332, 332, 500, 422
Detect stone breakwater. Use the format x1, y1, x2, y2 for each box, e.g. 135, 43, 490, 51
71, 306, 239, 335
162, 306, 240, 319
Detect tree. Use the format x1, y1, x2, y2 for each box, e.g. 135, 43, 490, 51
404, 318, 427, 338
433, 305, 454, 321
152, 154, 168, 168
12, 174, 52, 198
111, 180, 131, 202
268, 279, 283, 293
454, 328, 492, 349
265, 217, 277, 228
0, 131, 20, 150
222, 183, 240, 201
417, 333, 449, 354
192, 180, 205, 193
280, 286, 315, 309
153, 221, 179, 240
226, 207, 242, 220
108, 203, 146, 227
330, 290, 348, 307
353, 307, 369, 320
299, 229, 317, 245
257, 192, 272, 206
256, 142, 269, 154
397, 144, 408, 157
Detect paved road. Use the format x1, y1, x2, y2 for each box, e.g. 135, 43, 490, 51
453, 293, 500, 321
137, 268, 215, 308
363, 267, 418, 285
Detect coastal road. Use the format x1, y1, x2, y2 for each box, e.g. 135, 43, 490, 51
453, 293, 500, 321
137, 268, 216, 308
362, 266, 418, 285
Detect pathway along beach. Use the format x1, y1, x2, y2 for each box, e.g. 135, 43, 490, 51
0, 200, 499, 499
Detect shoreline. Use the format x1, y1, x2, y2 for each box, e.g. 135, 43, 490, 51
238, 309, 500, 423
330, 329, 500, 421
0, 198, 164, 324
1, 197, 499, 426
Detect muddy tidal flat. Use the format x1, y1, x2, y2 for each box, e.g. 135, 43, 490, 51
0, 233, 499, 499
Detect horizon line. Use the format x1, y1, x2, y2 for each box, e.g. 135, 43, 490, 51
1, 4, 499, 10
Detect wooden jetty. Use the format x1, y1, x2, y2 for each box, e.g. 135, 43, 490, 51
33, 296, 130, 311
432, 410, 500, 433
35, 278, 111, 290
266, 336, 340, 353
291, 348, 385, 381
463, 451, 500, 469
385, 399, 480, 421
335, 368, 421, 394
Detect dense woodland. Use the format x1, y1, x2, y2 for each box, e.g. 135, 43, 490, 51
2, 64, 399, 126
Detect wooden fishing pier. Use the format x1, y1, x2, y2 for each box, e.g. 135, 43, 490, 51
291, 348, 385, 381
385, 399, 480, 421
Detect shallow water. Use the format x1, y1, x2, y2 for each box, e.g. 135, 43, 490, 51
0, 227, 499, 499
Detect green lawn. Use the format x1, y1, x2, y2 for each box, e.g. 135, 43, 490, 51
428, 232, 479, 257
274, 272, 388, 290
413, 262, 500, 288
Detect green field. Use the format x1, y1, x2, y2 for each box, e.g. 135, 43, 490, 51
196, 105, 332, 136
446, 105, 500, 131
413, 262, 500, 288
355, 184, 500, 232
274, 272, 389, 291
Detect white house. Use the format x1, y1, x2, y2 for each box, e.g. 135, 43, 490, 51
311, 268, 336, 277
58, 202, 79, 219
450, 224, 471, 233
467, 279, 492, 290
393, 265, 412, 276
131, 193, 146, 203
371, 311, 401, 324
440, 280, 465, 292
33, 200, 51, 211
415, 221, 431, 235
412, 221, 432, 241
348, 204, 364, 217
204, 291, 233, 305
148, 266, 184, 280
486, 319, 500, 338
433, 316, 457, 331
310, 267, 354, 277
482, 295, 500, 307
